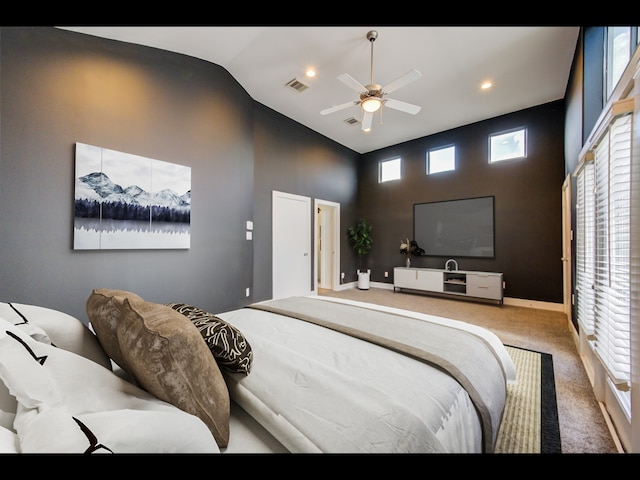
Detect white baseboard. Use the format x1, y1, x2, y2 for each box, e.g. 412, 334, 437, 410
502, 297, 564, 312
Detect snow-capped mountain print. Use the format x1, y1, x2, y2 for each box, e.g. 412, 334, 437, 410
73, 142, 191, 250
75, 171, 191, 210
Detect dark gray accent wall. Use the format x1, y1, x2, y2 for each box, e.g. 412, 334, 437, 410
358, 101, 566, 303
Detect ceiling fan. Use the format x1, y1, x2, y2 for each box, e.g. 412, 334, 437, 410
320, 30, 422, 131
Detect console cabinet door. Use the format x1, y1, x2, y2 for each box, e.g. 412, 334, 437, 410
394, 268, 443, 292
418, 270, 443, 292
394, 268, 421, 289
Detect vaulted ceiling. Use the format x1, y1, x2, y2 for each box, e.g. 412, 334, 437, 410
58, 26, 580, 154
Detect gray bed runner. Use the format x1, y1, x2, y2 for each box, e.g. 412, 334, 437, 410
247, 296, 507, 453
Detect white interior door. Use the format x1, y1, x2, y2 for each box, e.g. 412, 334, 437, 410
272, 191, 311, 299
314, 199, 340, 291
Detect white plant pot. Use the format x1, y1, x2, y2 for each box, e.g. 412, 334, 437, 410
357, 269, 371, 290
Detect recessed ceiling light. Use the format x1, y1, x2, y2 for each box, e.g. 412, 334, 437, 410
305, 69, 316, 78
481, 81, 493, 90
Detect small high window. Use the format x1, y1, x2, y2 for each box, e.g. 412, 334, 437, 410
489, 128, 526, 163
427, 145, 455, 174
605, 26, 632, 99
379, 157, 401, 183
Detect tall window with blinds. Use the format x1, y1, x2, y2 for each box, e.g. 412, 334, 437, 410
575, 105, 632, 415
594, 113, 631, 392
576, 159, 595, 337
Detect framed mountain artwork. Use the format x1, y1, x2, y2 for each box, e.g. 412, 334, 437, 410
73, 143, 191, 250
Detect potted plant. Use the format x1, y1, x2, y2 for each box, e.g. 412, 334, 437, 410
347, 218, 373, 289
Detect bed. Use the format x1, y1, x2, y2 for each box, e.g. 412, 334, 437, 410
0, 290, 516, 454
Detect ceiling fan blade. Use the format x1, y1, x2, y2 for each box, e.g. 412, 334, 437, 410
361, 111, 374, 131
337, 73, 368, 93
320, 101, 359, 115
382, 69, 422, 94
384, 98, 421, 115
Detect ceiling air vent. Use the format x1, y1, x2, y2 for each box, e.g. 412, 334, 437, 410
344, 117, 360, 126
285, 78, 309, 93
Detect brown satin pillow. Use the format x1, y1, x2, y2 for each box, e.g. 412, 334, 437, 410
85, 289, 144, 371
117, 298, 230, 448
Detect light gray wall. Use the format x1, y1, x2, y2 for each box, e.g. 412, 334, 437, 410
0, 27, 256, 321
251, 104, 360, 301
0, 27, 360, 322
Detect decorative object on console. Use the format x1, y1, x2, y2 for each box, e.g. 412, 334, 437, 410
400, 238, 425, 267
347, 218, 373, 289
445, 258, 458, 271
400, 238, 411, 267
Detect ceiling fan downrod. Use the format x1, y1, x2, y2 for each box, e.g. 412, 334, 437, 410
367, 30, 378, 87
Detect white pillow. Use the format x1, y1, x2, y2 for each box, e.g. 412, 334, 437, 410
0, 382, 16, 415
0, 425, 18, 454
0, 303, 54, 418
0, 317, 219, 454
0, 409, 15, 431
0, 302, 111, 370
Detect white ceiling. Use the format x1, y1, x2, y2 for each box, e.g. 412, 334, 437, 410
57, 26, 580, 154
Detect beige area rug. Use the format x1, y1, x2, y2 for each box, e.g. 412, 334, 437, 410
496, 346, 560, 453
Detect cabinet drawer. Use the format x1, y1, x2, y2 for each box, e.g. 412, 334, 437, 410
466, 274, 502, 288
467, 284, 502, 300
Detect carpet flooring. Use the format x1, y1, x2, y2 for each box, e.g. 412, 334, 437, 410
319, 287, 620, 454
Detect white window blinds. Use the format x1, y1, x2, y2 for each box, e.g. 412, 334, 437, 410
576, 158, 595, 337
593, 113, 632, 390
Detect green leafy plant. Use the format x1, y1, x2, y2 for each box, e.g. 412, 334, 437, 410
347, 218, 373, 269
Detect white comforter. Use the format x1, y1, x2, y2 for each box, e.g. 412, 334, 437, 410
218, 296, 516, 454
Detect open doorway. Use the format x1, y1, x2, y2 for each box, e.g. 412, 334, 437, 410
314, 199, 340, 293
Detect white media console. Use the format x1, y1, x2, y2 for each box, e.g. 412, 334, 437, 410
393, 267, 504, 304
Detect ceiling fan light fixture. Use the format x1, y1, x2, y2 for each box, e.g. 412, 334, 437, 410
361, 97, 382, 113
320, 29, 421, 130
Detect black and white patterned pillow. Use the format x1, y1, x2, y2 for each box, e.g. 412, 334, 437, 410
166, 303, 253, 375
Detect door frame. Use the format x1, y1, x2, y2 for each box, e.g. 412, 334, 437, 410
314, 198, 340, 292
562, 174, 573, 327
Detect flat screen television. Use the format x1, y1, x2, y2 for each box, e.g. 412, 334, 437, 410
414, 196, 495, 258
